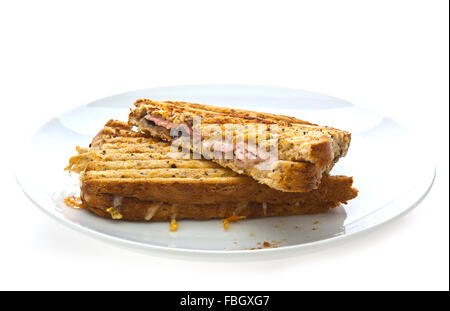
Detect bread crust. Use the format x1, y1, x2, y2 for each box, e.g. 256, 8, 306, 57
81, 191, 338, 221
81, 175, 357, 204
213, 159, 322, 192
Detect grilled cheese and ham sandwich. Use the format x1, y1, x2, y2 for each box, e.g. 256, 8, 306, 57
66, 120, 357, 222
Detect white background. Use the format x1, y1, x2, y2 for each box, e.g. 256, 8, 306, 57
0, 0, 448, 290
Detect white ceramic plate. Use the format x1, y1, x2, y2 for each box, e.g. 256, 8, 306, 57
16, 85, 435, 257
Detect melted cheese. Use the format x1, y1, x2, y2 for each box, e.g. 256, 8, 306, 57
169, 219, 178, 232
235, 202, 248, 215
106, 195, 124, 219
106, 207, 123, 219
262, 202, 267, 215
144, 204, 160, 221
63, 196, 83, 209
169, 204, 179, 232
222, 212, 246, 230
113, 195, 123, 208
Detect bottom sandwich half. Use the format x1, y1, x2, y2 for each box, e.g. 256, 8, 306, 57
81, 190, 340, 222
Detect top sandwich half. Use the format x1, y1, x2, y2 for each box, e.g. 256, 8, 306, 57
128, 99, 351, 192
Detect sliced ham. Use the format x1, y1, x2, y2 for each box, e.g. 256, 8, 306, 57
144, 114, 272, 168
145, 115, 178, 129
144, 115, 193, 136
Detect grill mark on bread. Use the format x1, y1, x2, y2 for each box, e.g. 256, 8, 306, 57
84, 168, 236, 179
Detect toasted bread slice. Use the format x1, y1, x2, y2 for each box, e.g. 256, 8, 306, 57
68, 120, 357, 205
81, 191, 339, 221
128, 99, 351, 191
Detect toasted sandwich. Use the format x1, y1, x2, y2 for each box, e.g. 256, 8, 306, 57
128, 99, 351, 192
66, 120, 357, 223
